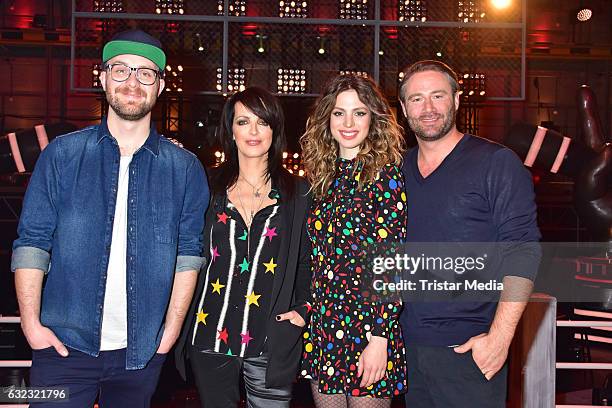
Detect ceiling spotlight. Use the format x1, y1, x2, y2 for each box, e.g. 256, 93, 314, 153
256, 35, 266, 53
194, 33, 205, 53
576, 8, 592, 21
317, 36, 326, 55
491, 0, 511, 9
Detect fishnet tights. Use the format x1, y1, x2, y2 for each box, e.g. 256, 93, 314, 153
309, 382, 392, 408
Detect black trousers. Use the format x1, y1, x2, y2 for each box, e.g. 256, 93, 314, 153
404, 344, 508, 408
189, 347, 292, 408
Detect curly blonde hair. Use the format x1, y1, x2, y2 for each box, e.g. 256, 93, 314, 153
300, 74, 405, 199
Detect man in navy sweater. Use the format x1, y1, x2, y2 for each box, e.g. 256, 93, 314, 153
397, 60, 541, 407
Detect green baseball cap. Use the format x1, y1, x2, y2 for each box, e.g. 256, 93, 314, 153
102, 29, 166, 70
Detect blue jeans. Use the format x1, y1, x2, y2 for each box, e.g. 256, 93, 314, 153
29, 347, 166, 407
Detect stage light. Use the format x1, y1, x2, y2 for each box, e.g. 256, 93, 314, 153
340, 70, 368, 77
256, 34, 266, 53
458, 1, 486, 23
458, 72, 486, 99
378, 50, 384, 55
339, 0, 368, 20
164, 64, 184, 93
277, 68, 307, 94
214, 151, 225, 165
317, 36, 326, 55
491, 0, 511, 9
193, 33, 205, 53
93, 0, 124, 12
399, 0, 427, 22
217, 0, 247, 16
576, 8, 592, 22
216, 67, 246, 93
92, 64, 101, 88
279, 1, 308, 18
282, 152, 305, 175
155, 0, 184, 15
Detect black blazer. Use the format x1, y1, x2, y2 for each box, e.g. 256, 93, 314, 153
175, 170, 312, 387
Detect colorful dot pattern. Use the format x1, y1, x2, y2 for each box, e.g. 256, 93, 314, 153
300, 159, 407, 397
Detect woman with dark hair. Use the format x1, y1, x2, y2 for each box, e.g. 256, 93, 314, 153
300, 74, 407, 407
175, 87, 311, 408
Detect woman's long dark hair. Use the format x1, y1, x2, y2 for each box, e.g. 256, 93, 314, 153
209, 87, 294, 198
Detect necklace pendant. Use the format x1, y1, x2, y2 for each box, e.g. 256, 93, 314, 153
254, 191, 261, 198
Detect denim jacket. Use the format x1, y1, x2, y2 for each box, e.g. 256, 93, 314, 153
11, 117, 209, 369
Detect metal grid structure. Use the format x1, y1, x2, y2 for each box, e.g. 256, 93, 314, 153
72, 0, 526, 100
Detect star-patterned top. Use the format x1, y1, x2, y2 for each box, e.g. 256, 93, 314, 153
192, 189, 282, 358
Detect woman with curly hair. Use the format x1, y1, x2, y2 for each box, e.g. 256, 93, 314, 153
300, 74, 407, 407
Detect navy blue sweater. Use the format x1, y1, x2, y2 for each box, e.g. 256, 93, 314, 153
400, 134, 541, 346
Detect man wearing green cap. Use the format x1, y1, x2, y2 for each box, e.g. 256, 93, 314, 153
12, 29, 209, 407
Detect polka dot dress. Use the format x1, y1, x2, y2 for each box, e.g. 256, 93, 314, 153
300, 158, 407, 397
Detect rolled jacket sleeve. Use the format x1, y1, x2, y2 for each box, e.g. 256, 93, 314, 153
175, 255, 206, 273
11, 246, 50, 273
175, 156, 209, 272
11, 140, 61, 273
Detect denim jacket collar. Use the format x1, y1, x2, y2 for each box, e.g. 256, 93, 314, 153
95, 116, 161, 157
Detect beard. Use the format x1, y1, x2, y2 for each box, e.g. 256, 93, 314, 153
106, 84, 157, 121
408, 103, 456, 142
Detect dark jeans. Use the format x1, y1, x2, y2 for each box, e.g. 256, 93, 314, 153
29, 347, 166, 408
189, 347, 292, 408
404, 344, 508, 408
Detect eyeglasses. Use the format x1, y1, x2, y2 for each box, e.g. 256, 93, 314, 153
104, 63, 162, 86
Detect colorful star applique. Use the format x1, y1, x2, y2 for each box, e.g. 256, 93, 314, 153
245, 291, 261, 307
239, 257, 250, 274
263, 227, 278, 242
217, 212, 229, 224
226, 348, 234, 356
196, 310, 209, 325
211, 246, 220, 262
238, 229, 248, 241
211, 278, 225, 295
240, 330, 254, 346
217, 328, 229, 344
263, 258, 277, 274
